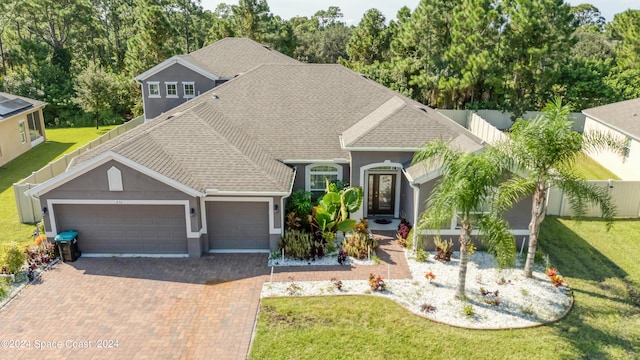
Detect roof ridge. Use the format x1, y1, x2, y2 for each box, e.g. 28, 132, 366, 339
341, 96, 407, 147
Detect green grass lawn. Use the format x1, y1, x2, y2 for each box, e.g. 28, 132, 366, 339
250, 217, 640, 360
0, 126, 115, 253
572, 154, 620, 180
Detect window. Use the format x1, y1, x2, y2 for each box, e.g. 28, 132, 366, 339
148, 82, 160, 98
27, 111, 43, 142
183, 82, 195, 98
18, 121, 26, 143
165, 82, 178, 98
624, 137, 632, 159
306, 164, 342, 195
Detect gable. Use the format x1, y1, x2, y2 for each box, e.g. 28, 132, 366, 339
583, 98, 640, 140
135, 56, 219, 82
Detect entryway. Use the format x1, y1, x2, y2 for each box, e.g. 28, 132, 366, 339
367, 173, 396, 215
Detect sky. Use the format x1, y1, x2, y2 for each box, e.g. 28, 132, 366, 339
200, 0, 638, 25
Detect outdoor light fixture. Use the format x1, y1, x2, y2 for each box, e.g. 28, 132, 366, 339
273, 204, 279, 212
190, 208, 195, 217
42, 207, 47, 215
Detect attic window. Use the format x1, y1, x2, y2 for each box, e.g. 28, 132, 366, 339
107, 166, 123, 191
148, 82, 160, 98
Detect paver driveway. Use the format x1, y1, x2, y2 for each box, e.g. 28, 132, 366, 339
0, 254, 269, 360
0, 235, 411, 359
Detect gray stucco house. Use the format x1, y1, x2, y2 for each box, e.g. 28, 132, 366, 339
26, 39, 531, 258
134, 37, 299, 121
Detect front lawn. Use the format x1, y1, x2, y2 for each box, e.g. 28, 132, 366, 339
250, 217, 640, 360
0, 126, 115, 253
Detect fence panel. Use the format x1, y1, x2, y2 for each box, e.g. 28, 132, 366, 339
546, 180, 640, 217
14, 116, 144, 223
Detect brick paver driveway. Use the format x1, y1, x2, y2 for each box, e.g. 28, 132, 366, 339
0, 255, 269, 360
0, 235, 411, 359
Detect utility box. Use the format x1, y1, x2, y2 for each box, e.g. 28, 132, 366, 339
54, 230, 81, 262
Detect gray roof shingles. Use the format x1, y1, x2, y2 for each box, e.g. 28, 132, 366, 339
583, 98, 640, 140
73, 61, 483, 193
180, 37, 299, 79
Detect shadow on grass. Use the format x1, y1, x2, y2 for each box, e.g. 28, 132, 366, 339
0, 141, 74, 193
540, 216, 638, 359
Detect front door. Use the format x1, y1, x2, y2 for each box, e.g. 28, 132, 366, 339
368, 174, 395, 215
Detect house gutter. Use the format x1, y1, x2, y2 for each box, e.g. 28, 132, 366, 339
205, 189, 290, 196
402, 168, 420, 252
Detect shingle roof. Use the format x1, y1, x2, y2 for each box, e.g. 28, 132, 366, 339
71, 102, 294, 193
180, 37, 299, 79
0, 92, 46, 120
157, 64, 483, 160
74, 63, 483, 193
583, 98, 640, 140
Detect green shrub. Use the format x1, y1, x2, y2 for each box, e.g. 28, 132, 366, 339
342, 232, 378, 259
3, 243, 26, 275
0, 278, 10, 299
279, 230, 313, 259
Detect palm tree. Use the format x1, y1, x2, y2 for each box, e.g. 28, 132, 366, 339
494, 98, 624, 278
413, 140, 517, 299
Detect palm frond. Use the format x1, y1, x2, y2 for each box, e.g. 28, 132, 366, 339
478, 214, 516, 268
582, 130, 628, 157
554, 171, 616, 230
494, 176, 537, 215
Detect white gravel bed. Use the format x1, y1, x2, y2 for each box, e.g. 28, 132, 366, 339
261, 250, 572, 329
267, 254, 376, 267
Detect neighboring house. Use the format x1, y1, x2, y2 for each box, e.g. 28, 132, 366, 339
583, 98, 640, 180
134, 37, 299, 121
26, 42, 531, 258
0, 92, 47, 167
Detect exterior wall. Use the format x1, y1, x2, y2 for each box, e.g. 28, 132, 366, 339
40, 160, 200, 241
288, 163, 351, 192
584, 117, 640, 180
141, 63, 216, 120
350, 151, 415, 220
0, 108, 46, 167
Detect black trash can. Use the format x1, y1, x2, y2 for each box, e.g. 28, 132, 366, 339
54, 230, 81, 262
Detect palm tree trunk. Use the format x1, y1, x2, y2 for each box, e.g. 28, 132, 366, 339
455, 221, 472, 299
524, 183, 547, 277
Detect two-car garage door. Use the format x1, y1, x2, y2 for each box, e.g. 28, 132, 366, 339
54, 204, 187, 255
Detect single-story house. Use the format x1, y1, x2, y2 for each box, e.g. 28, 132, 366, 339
26, 41, 531, 258
583, 98, 640, 180
134, 37, 300, 121
0, 92, 47, 167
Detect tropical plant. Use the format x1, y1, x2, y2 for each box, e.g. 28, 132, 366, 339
433, 237, 454, 262
412, 140, 517, 299
313, 179, 363, 234
2, 242, 25, 275
368, 273, 386, 291
342, 232, 377, 259
278, 230, 313, 259
286, 190, 313, 229
492, 98, 625, 278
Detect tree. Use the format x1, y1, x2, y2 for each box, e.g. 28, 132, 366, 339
494, 98, 624, 278
607, 10, 640, 71
570, 3, 605, 31
345, 8, 390, 66
73, 65, 118, 129
413, 140, 516, 298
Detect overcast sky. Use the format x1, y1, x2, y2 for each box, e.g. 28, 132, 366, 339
200, 0, 638, 25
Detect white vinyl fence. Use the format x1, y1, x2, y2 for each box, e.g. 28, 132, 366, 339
547, 180, 640, 217
14, 116, 144, 223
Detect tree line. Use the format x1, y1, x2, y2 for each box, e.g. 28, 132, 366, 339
0, 0, 638, 127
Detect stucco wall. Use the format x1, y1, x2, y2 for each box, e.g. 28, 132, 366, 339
142, 63, 216, 120
0, 108, 45, 167
40, 160, 200, 234
584, 117, 640, 180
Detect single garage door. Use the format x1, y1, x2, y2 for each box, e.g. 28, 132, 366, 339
207, 201, 269, 250
54, 204, 187, 255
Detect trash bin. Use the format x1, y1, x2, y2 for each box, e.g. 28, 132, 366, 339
54, 230, 81, 262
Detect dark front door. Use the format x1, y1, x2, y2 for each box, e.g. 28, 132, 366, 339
368, 174, 395, 215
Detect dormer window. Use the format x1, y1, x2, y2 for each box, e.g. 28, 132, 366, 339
148, 82, 160, 98
183, 82, 195, 98
165, 82, 178, 98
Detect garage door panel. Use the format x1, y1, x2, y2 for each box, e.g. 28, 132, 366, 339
207, 201, 269, 250
54, 204, 187, 254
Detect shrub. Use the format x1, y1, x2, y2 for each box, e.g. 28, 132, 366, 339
354, 219, 369, 234
416, 248, 429, 262
342, 232, 378, 259
420, 303, 436, 313
279, 230, 313, 259
546, 268, 565, 287
3, 243, 26, 275
0, 278, 10, 299
424, 271, 436, 282
396, 219, 412, 246
368, 273, 386, 291
337, 248, 348, 265
434, 237, 454, 262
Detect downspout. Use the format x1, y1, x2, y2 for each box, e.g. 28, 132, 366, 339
280, 167, 297, 236
402, 168, 420, 252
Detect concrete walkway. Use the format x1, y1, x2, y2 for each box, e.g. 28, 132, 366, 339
0, 235, 409, 359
